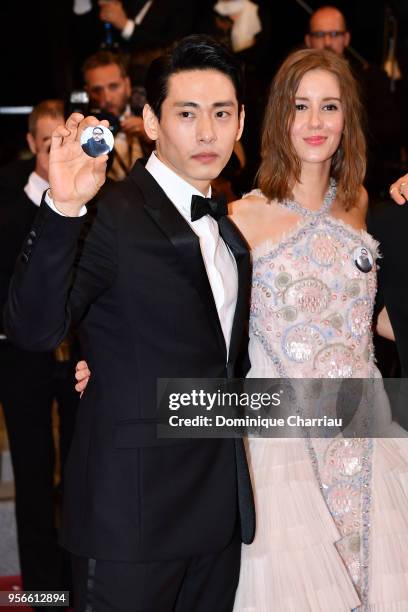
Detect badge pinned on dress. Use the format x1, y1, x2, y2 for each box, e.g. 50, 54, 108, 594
80, 124, 114, 158
352, 246, 373, 273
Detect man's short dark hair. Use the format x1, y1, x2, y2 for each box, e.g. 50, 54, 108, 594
82, 51, 129, 81
145, 35, 245, 120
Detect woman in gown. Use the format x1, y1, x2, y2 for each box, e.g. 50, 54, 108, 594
74, 47, 408, 610
229, 49, 408, 611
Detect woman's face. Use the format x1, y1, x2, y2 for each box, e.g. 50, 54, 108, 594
290, 69, 344, 167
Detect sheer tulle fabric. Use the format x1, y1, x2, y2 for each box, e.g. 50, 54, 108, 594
234, 190, 408, 610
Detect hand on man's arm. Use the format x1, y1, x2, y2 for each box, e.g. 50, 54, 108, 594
389, 173, 408, 205
75, 360, 91, 396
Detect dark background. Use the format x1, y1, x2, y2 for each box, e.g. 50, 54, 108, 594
0, 0, 407, 162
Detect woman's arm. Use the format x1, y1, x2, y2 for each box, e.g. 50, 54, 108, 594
376, 306, 395, 341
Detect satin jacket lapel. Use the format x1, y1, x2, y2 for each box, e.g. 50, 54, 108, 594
218, 216, 251, 366
130, 162, 227, 355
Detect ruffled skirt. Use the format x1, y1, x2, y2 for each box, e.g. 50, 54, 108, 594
234, 435, 408, 611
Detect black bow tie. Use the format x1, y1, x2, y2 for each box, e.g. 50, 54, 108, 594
190, 194, 228, 222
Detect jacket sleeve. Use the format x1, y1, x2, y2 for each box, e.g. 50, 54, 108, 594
3, 194, 117, 351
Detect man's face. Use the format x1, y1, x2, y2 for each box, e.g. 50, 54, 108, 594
305, 8, 350, 55
143, 69, 244, 193
26, 115, 64, 181
93, 128, 103, 142
85, 63, 131, 117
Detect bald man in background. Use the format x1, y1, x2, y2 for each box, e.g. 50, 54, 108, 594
305, 5, 404, 201
305, 5, 350, 55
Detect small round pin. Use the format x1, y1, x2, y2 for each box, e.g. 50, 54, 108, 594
352, 246, 373, 273
80, 124, 114, 158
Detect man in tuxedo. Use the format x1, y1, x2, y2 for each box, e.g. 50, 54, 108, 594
0, 100, 78, 601
368, 174, 408, 377
4, 36, 255, 611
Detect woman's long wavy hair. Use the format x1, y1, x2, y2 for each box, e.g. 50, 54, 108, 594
257, 48, 366, 210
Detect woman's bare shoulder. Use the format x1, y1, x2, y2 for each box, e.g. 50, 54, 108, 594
229, 193, 268, 217
333, 184, 368, 230
228, 194, 268, 232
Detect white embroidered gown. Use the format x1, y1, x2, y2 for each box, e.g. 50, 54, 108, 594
233, 183, 408, 611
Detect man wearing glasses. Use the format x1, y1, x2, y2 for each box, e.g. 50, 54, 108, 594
305, 5, 404, 204
305, 5, 350, 55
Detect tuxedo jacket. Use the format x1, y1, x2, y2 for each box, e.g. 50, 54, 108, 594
0, 159, 36, 335
368, 201, 408, 377
4, 160, 255, 562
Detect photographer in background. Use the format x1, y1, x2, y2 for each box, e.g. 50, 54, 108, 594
83, 51, 152, 180
0, 100, 79, 604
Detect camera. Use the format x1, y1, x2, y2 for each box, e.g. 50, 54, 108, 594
66, 90, 121, 136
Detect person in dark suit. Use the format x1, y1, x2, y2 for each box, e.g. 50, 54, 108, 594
368, 173, 408, 377
73, 0, 197, 54
81, 125, 111, 157
0, 100, 79, 602
304, 6, 404, 200
4, 37, 255, 611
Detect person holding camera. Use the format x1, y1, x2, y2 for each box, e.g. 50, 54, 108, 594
82, 51, 151, 180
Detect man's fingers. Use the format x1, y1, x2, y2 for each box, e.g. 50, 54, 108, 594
390, 182, 408, 205
50, 125, 72, 151
75, 369, 91, 381
75, 361, 91, 381
63, 113, 85, 143
75, 377, 89, 393
76, 359, 89, 371
94, 154, 109, 175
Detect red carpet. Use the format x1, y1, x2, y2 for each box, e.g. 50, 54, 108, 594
0, 576, 31, 611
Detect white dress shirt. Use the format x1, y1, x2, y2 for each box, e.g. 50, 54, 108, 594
44, 191, 87, 217
45, 152, 238, 351
146, 152, 238, 351
122, 0, 154, 39
24, 172, 49, 207
73, 0, 92, 16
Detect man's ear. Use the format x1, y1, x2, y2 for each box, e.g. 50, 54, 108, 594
344, 31, 351, 48
236, 105, 245, 142
305, 34, 311, 48
143, 104, 159, 141
26, 132, 36, 155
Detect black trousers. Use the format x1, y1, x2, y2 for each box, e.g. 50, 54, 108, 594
0, 341, 78, 594
71, 527, 241, 612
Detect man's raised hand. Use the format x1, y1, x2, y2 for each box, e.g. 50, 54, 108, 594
49, 113, 109, 217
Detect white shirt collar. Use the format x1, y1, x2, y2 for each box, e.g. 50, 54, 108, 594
145, 152, 211, 221
24, 171, 49, 207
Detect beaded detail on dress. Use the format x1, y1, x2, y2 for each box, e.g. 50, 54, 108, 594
245, 181, 380, 610
249, 181, 379, 381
